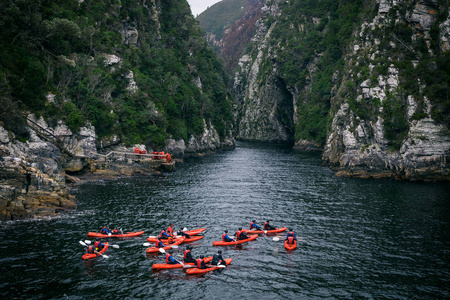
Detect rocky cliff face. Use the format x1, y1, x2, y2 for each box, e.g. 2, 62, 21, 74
209, 0, 449, 180
233, 0, 295, 142
323, 0, 450, 180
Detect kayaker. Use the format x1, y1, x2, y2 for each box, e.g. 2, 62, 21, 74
94, 238, 106, 250
196, 255, 207, 269
222, 230, 235, 242
167, 236, 175, 244
286, 228, 297, 240
110, 228, 122, 235
235, 227, 249, 240
249, 220, 262, 231
155, 236, 165, 248
86, 244, 100, 256
264, 220, 276, 230
165, 249, 179, 265
166, 223, 174, 236
159, 228, 170, 239
101, 225, 111, 235
176, 228, 191, 239
211, 250, 225, 266
183, 245, 196, 263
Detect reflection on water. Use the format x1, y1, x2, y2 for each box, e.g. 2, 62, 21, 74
0, 142, 449, 299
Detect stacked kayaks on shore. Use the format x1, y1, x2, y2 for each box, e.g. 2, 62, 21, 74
87, 231, 145, 238
146, 237, 186, 253
242, 227, 287, 234
212, 234, 258, 246
284, 240, 297, 250
152, 256, 213, 270
82, 242, 109, 260
186, 258, 232, 275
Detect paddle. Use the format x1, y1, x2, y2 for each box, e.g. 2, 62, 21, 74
143, 242, 179, 248
273, 237, 306, 242
158, 248, 184, 267
79, 241, 109, 258
84, 240, 120, 249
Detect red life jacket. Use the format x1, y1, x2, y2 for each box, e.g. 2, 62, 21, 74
165, 253, 171, 263
250, 222, 255, 229
160, 230, 166, 236
167, 226, 173, 235
87, 245, 95, 253
222, 233, 227, 241
196, 258, 203, 268
94, 241, 101, 249
288, 236, 294, 244
264, 222, 269, 229
288, 231, 294, 236
111, 229, 119, 234
184, 250, 190, 260
236, 230, 242, 239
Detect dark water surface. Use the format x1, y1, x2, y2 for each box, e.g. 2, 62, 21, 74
1, 142, 449, 299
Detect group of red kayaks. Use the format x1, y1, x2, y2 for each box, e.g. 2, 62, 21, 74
82, 226, 298, 275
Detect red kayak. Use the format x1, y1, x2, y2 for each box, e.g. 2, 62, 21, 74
147, 235, 204, 243
242, 227, 287, 234
186, 258, 232, 275
146, 237, 186, 253
284, 240, 297, 250
87, 231, 144, 238
152, 256, 213, 270
212, 234, 258, 246
82, 242, 109, 260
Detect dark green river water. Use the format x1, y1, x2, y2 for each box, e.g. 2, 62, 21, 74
1, 142, 449, 299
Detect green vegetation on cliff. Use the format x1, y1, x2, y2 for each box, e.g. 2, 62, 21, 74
0, 0, 233, 148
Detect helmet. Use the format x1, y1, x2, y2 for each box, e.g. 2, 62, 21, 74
168, 249, 173, 254
200, 255, 204, 259
218, 250, 222, 254
187, 245, 192, 250
238, 227, 242, 230
95, 238, 100, 241
289, 228, 293, 231
266, 220, 270, 222
252, 220, 256, 222
224, 230, 228, 233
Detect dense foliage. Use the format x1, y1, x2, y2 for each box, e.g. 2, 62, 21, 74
197, 0, 247, 42
0, 0, 233, 148
266, 0, 366, 145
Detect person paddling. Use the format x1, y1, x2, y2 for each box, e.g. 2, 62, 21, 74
196, 255, 207, 269
176, 228, 191, 239
159, 228, 170, 239
249, 220, 262, 231
286, 228, 297, 241
264, 220, 276, 231
155, 236, 165, 248
94, 238, 106, 251
183, 245, 196, 263
101, 225, 111, 235
211, 250, 225, 266
222, 230, 234, 242
165, 249, 179, 265
166, 223, 175, 236
86, 244, 100, 256
235, 227, 248, 240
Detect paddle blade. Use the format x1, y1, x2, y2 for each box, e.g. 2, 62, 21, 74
273, 237, 280, 241
101, 254, 109, 259
183, 265, 195, 269
148, 236, 156, 239
79, 241, 87, 247
264, 230, 267, 234
159, 248, 166, 254
183, 228, 188, 231
143, 243, 151, 247
170, 245, 178, 249
217, 265, 226, 268
84, 240, 92, 244
111, 244, 120, 249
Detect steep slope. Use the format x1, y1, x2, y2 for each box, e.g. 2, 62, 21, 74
0, 0, 235, 220
206, 0, 450, 180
